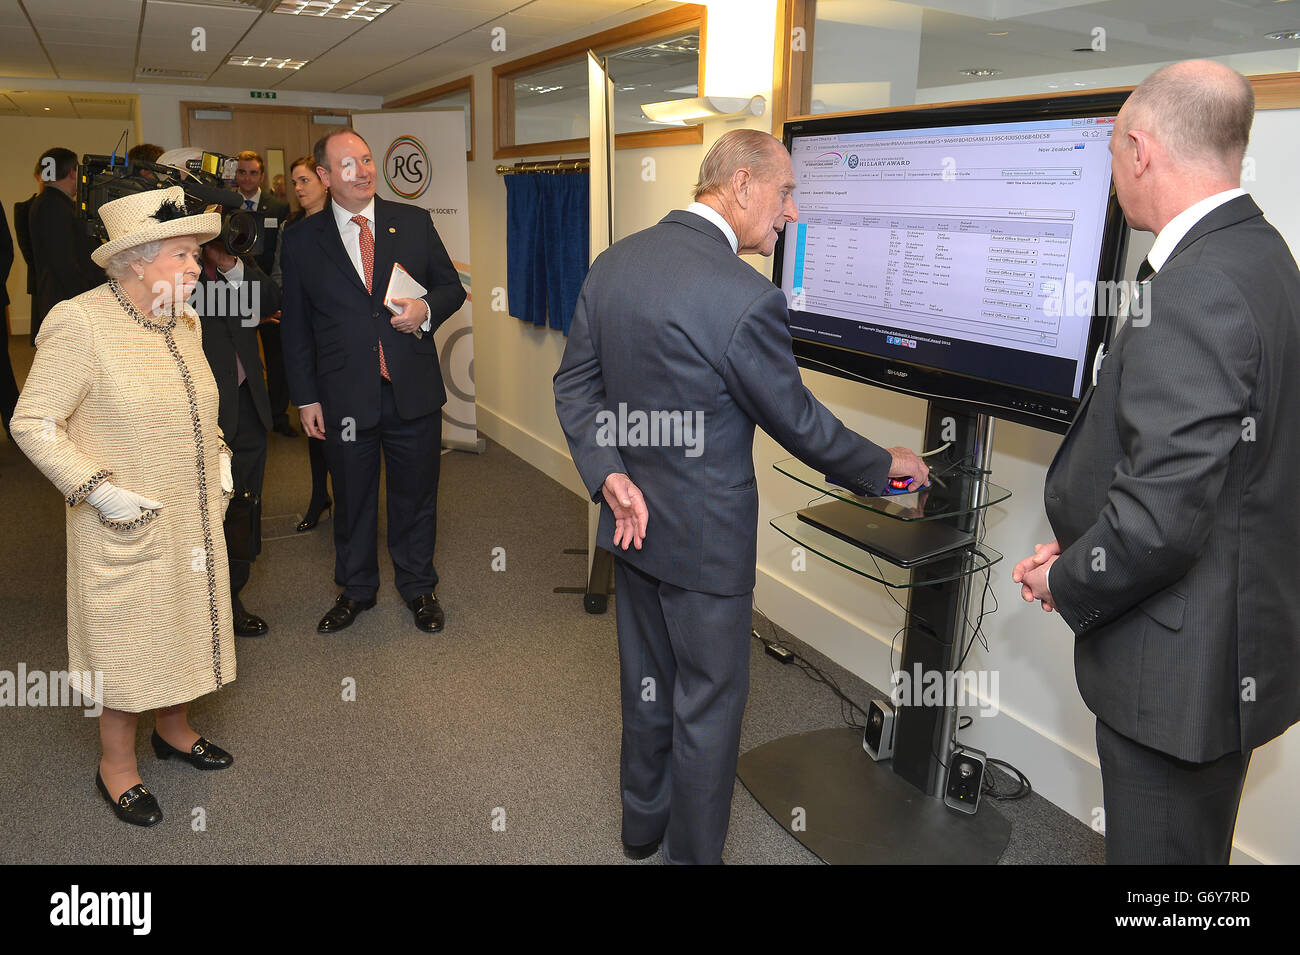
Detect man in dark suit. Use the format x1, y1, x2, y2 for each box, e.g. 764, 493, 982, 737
13, 164, 40, 309
280, 129, 466, 635
28, 147, 102, 344
1014, 60, 1300, 864
194, 238, 281, 637
554, 129, 930, 864
236, 149, 296, 437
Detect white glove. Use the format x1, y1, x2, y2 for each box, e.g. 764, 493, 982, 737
219, 452, 234, 495
86, 482, 163, 522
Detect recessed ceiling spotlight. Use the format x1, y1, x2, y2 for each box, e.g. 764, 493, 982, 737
1073, 82, 1087, 87
1047, 83, 1060, 89
960, 68, 1002, 77
1265, 29, 1300, 39
987, 31, 1009, 37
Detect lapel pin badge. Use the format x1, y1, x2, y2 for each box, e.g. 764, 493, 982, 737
389, 227, 396, 234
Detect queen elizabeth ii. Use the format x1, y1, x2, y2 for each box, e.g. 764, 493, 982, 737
12, 187, 239, 827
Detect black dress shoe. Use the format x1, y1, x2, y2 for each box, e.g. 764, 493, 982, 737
623, 838, 661, 861
234, 610, 268, 637
318, 593, 376, 633
295, 498, 332, 532
151, 730, 234, 770
408, 593, 445, 633
96, 771, 163, 827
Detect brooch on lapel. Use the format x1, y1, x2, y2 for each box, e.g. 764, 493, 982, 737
388, 227, 396, 234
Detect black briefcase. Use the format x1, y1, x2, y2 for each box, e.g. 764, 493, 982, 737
224, 491, 262, 562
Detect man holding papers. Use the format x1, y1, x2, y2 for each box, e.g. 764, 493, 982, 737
280, 129, 466, 634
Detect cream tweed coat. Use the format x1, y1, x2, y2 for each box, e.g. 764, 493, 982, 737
12, 282, 235, 713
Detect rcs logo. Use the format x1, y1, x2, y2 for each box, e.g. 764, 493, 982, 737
384, 135, 431, 200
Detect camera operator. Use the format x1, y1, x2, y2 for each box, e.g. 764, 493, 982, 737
192, 233, 281, 638
29, 146, 103, 344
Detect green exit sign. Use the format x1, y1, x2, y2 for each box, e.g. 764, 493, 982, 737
250, 90, 277, 99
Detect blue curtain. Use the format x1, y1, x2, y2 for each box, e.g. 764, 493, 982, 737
505, 172, 590, 336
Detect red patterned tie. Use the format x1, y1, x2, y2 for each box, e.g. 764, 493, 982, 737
352, 214, 390, 381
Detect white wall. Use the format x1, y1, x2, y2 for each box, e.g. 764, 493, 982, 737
397, 14, 1300, 864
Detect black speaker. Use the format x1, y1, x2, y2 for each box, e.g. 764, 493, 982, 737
862, 699, 895, 761
943, 746, 986, 814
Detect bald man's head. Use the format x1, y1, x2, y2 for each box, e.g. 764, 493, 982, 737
1121, 60, 1254, 175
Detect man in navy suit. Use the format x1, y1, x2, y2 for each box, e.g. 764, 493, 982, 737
235, 149, 296, 438
280, 129, 466, 635
555, 129, 929, 864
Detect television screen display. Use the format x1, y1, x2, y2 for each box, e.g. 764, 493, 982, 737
775, 93, 1130, 432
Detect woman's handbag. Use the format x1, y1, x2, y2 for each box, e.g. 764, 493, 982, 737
223, 491, 262, 562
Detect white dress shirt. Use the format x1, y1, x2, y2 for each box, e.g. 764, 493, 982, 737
331, 199, 431, 331
685, 201, 739, 255
1146, 188, 1246, 273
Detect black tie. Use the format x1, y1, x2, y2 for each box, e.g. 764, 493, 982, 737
1136, 258, 1155, 283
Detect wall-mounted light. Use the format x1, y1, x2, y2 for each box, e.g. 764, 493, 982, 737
641, 94, 766, 124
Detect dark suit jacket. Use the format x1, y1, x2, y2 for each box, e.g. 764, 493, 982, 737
194, 254, 280, 438
245, 190, 290, 278
1044, 195, 1300, 762
554, 210, 892, 597
0, 200, 13, 309
29, 187, 102, 337
279, 196, 466, 430
15, 193, 35, 296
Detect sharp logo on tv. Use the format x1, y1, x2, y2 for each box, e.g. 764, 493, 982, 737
887, 368, 910, 378
384, 135, 431, 201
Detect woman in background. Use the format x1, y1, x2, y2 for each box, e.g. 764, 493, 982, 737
273, 156, 333, 532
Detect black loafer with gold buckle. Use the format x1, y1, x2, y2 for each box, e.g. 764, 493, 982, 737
96, 771, 163, 827
151, 730, 234, 770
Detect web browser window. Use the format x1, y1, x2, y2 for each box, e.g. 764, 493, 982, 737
782, 116, 1116, 400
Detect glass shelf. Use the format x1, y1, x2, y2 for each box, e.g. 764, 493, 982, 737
770, 513, 1003, 589
773, 457, 1011, 522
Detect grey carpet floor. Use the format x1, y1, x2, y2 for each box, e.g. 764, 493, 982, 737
0, 336, 1102, 864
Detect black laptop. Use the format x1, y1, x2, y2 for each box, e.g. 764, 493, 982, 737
796, 500, 975, 568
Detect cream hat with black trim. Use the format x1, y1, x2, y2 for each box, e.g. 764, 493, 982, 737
91, 186, 222, 268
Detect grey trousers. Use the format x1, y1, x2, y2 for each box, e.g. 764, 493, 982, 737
614, 558, 752, 865
1095, 718, 1251, 864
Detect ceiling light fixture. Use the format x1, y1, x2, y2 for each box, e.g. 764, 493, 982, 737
228, 55, 308, 69
960, 68, 1002, 77
1265, 29, 1300, 39
273, 0, 393, 20
640, 94, 765, 123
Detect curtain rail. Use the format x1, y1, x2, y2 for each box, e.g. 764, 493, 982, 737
496, 159, 591, 175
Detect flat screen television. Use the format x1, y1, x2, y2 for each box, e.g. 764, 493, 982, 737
774, 92, 1131, 433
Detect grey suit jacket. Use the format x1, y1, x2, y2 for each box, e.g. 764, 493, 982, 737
554, 210, 892, 596
1044, 195, 1300, 762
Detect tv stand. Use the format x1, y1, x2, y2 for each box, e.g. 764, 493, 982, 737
737, 401, 1013, 863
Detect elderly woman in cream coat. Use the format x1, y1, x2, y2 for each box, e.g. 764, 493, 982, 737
12, 187, 238, 828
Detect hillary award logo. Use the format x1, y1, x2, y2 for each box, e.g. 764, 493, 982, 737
384, 135, 431, 200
